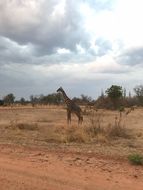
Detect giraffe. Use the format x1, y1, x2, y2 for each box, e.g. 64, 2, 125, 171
57, 87, 83, 124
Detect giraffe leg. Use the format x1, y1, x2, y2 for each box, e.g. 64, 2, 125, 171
78, 116, 83, 125
79, 115, 83, 124
75, 112, 83, 125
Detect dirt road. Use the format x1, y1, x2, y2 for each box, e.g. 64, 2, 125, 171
0, 144, 143, 190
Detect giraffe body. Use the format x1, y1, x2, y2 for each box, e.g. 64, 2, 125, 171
57, 87, 83, 124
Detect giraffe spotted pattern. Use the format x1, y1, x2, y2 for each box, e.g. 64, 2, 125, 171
57, 87, 83, 124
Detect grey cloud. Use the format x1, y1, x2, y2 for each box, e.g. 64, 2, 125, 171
34, 0, 91, 55
0, 63, 47, 99
0, 0, 112, 67
117, 47, 143, 66
0, 36, 94, 66
0, 36, 35, 65
0, 0, 90, 56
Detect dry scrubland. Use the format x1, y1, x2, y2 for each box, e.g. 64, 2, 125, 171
0, 105, 143, 190
0, 105, 143, 158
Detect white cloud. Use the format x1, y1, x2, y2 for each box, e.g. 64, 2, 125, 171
57, 48, 71, 54
112, 0, 143, 49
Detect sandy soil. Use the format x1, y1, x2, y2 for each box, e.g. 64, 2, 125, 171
0, 144, 143, 190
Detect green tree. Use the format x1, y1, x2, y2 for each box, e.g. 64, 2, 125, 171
106, 85, 123, 109
30, 93, 63, 105
43, 93, 62, 105
3, 93, 15, 106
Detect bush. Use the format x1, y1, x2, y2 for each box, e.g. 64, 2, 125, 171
64, 127, 88, 143
107, 115, 129, 138
128, 154, 143, 165
87, 110, 130, 141
95, 96, 114, 109
86, 110, 105, 138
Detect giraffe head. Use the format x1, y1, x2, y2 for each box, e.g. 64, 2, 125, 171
57, 87, 64, 93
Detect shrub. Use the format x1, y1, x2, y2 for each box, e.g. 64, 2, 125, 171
86, 110, 105, 138
107, 115, 129, 138
65, 127, 88, 143
87, 110, 130, 140
128, 154, 143, 165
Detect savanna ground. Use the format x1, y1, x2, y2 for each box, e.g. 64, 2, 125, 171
0, 105, 143, 190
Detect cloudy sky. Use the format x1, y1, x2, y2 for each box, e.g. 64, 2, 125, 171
0, 0, 143, 99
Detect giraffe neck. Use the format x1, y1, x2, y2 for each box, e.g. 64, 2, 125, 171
61, 89, 71, 106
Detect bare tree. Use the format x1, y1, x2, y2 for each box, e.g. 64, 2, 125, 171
134, 85, 143, 106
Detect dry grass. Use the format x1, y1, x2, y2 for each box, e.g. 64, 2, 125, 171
63, 127, 89, 143
85, 109, 131, 143
0, 105, 143, 157
12, 122, 38, 130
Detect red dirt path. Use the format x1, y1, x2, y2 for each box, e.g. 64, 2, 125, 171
0, 144, 143, 190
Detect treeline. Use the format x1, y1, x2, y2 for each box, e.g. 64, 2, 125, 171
95, 85, 143, 109
0, 93, 93, 107
1, 84, 143, 109
0, 93, 62, 106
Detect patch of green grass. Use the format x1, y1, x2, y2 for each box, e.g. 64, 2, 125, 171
128, 154, 143, 165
